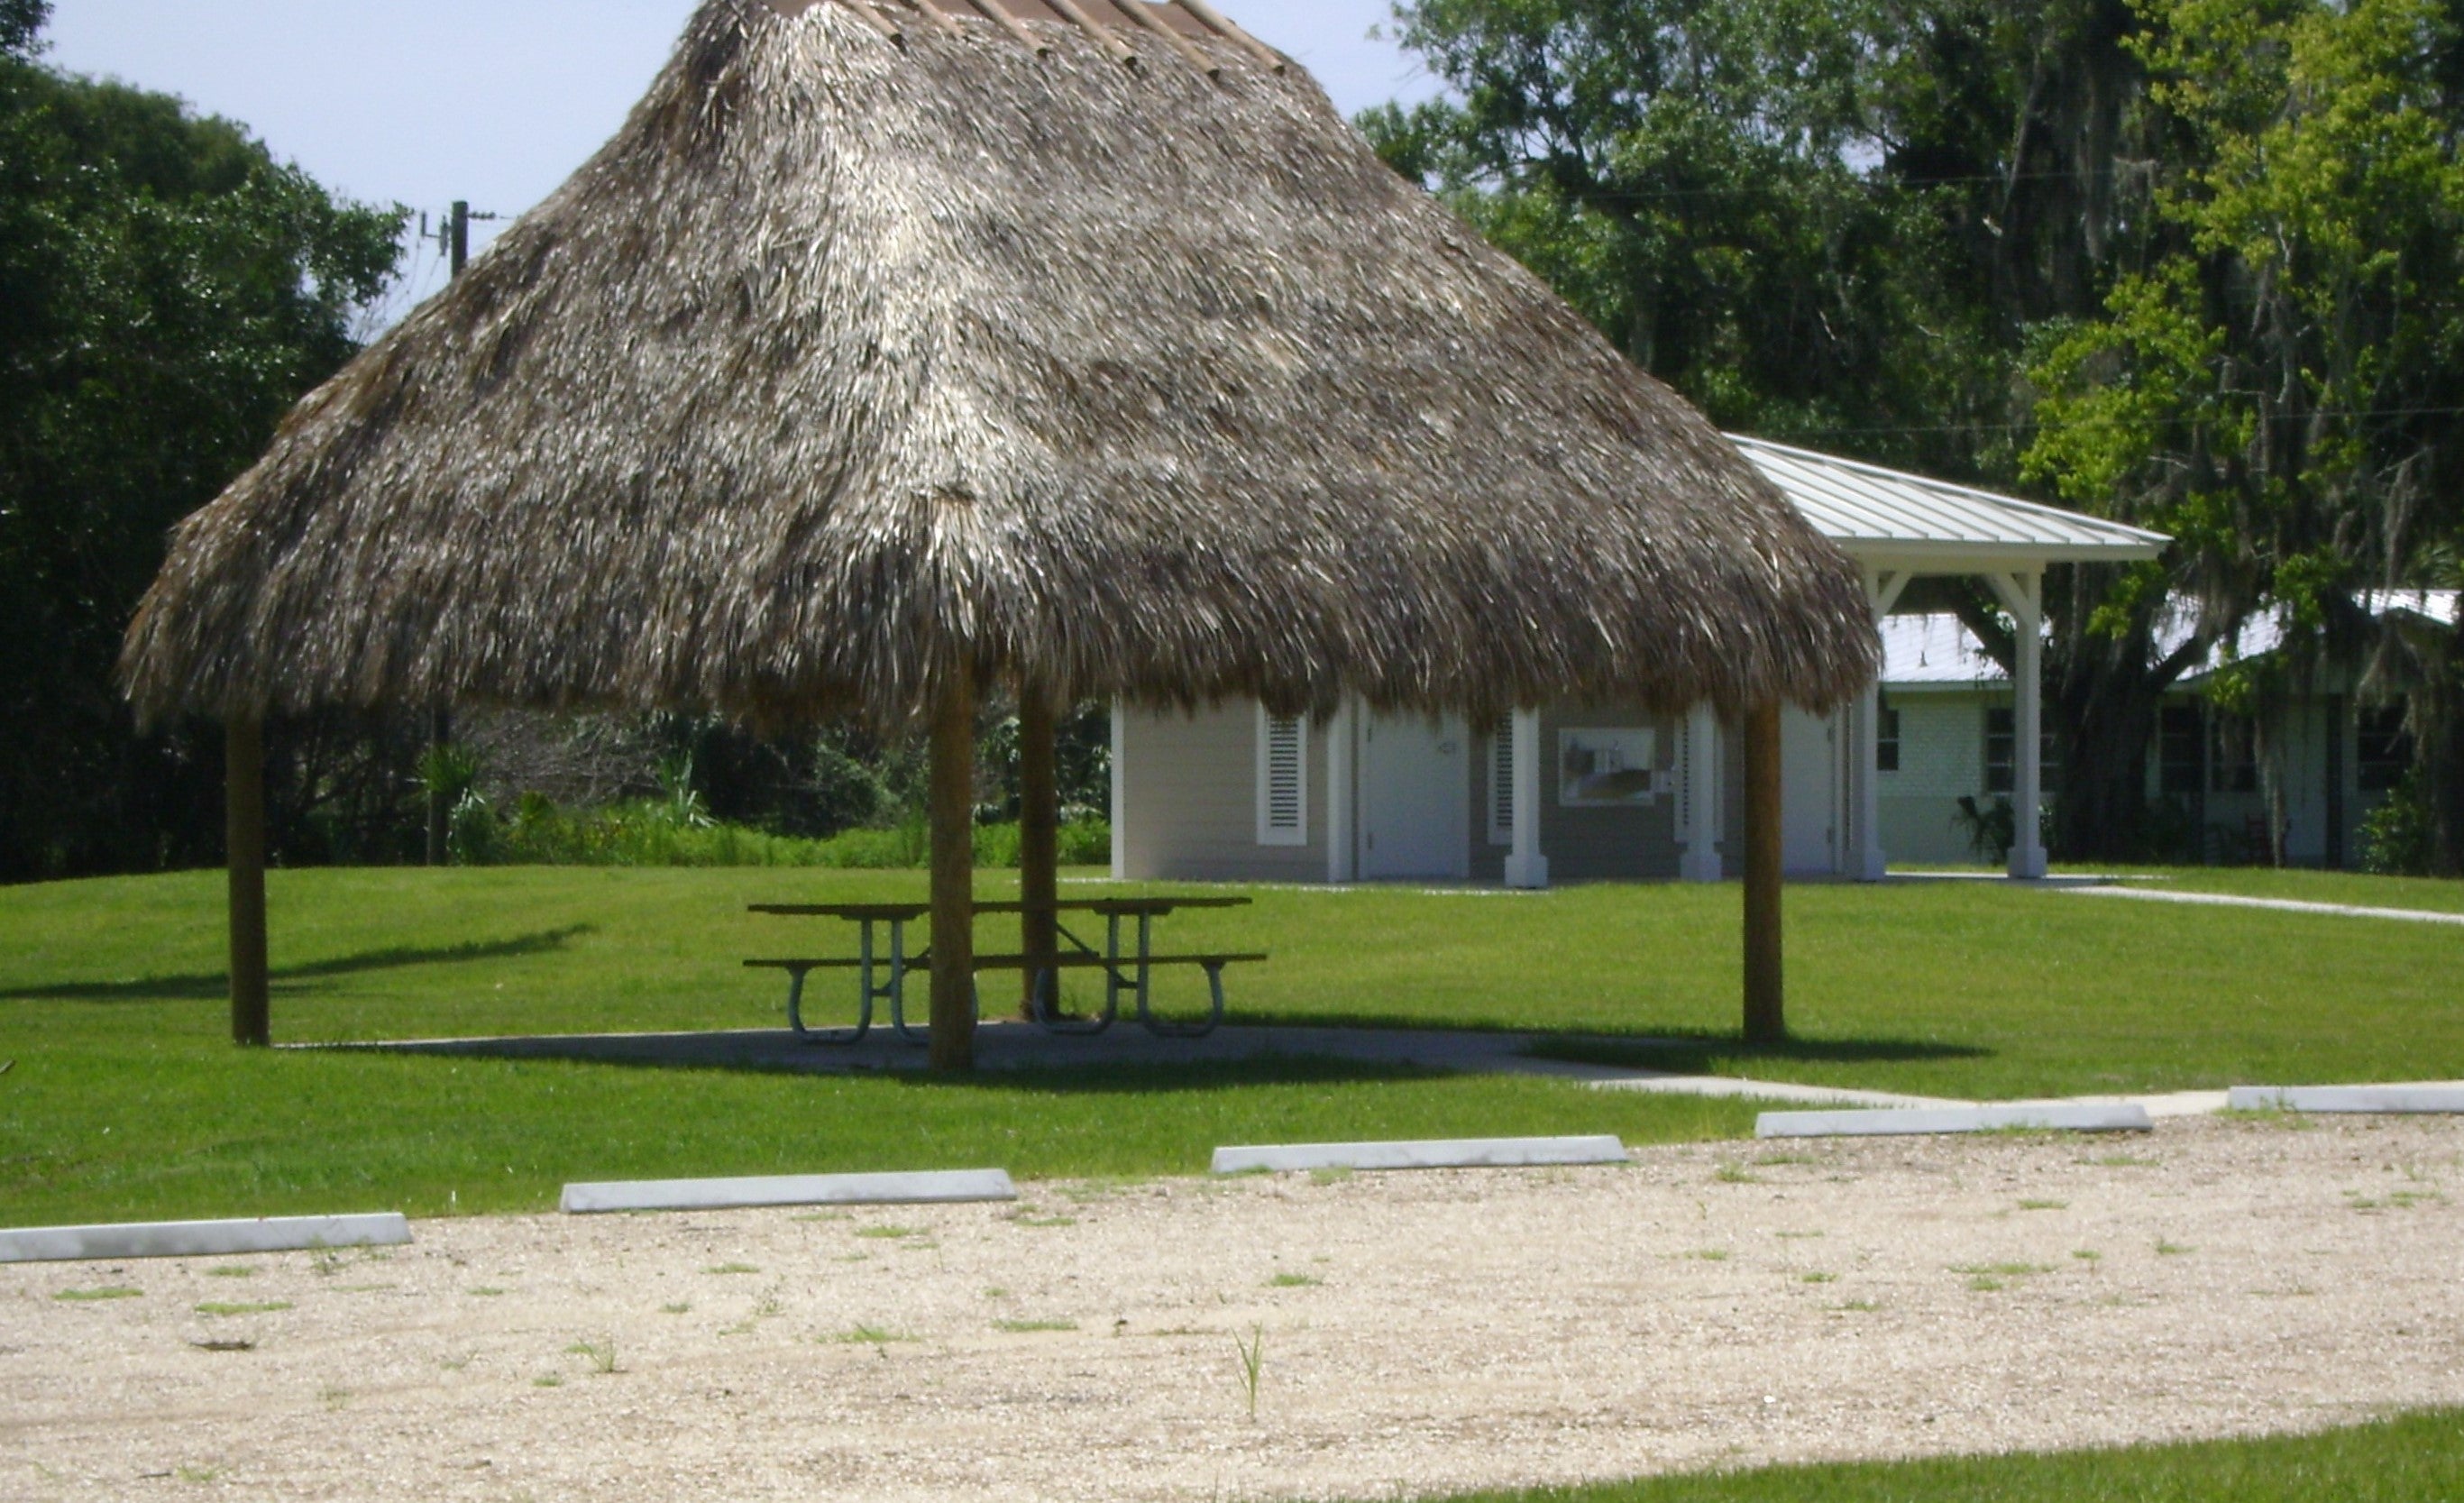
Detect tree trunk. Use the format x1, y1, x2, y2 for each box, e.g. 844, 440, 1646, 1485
227, 716, 270, 1048
929, 666, 977, 1073
1017, 686, 1059, 1021
1742, 701, 1784, 1044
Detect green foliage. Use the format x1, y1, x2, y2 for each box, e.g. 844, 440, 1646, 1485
0, 28, 403, 879
444, 792, 1108, 870
2361, 766, 2438, 875
0, 0, 46, 59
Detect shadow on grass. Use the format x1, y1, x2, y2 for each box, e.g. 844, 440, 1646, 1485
1527, 1031, 1992, 1071
334, 1036, 1466, 1093
0, 926, 599, 1003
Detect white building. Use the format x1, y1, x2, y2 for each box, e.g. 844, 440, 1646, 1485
1110, 439, 2169, 884
1872, 592, 2460, 867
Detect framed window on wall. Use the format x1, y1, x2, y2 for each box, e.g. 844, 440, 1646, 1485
1984, 706, 2057, 794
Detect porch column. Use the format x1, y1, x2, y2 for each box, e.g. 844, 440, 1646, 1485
928, 664, 978, 1072
1325, 696, 1356, 883
1503, 706, 1548, 888
1742, 700, 1785, 1041
1989, 570, 2049, 879
1016, 684, 1058, 1020
1851, 570, 1911, 882
1678, 703, 1721, 882
227, 714, 270, 1048
1107, 701, 1127, 880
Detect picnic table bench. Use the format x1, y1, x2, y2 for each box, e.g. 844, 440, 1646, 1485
743, 896, 1262, 1044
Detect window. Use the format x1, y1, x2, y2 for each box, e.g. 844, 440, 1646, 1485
1876, 699, 1901, 774
1255, 709, 1307, 846
2358, 704, 2411, 793
1488, 722, 1515, 845
2210, 714, 2258, 793
1984, 706, 2057, 794
2158, 705, 2203, 795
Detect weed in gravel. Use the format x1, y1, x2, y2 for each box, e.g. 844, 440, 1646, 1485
833, 1324, 911, 1345
2088, 1154, 2159, 1168
533, 1374, 563, 1388
855, 1225, 922, 1241
1713, 1161, 1760, 1184
205, 1266, 257, 1278
2018, 1199, 2068, 1211
2156, 1240, 2194, 1256
661, 1301, 690, 1315
1953, 1261, 2054, 1278
1835, 1299, 1881, 1313
994, 1318, 1079, 1333
1232, 1324, 1266, 1421
1308, 1167, 1354, 1187
2073, 1250, 2102, 1262
194, 1301, 291, 1317
1008, 1212, 1077, 1228
704, 1262, 760, 1275
1755, 1152, 1818, 1166
1267, 1272, 1322, 1288
468, 1287, 507, 1297
318, 1385, 351, 1410
565, 1337, 618, 1375
53, 1286, 142, 1302
1800, 1272, 1838, 1284
1687, 1248, 1731, 1262
1773, 1230, 1824, 1240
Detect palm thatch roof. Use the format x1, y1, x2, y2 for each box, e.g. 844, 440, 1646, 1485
122, 0, 1878, 730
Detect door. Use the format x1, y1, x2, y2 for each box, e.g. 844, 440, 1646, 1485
1781, 707, 1839, 875
1360, 712, 1470, 879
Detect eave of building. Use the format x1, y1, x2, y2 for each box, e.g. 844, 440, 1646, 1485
1730, 435, 2170, 570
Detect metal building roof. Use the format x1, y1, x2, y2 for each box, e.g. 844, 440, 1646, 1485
1730, 435, 2170, 567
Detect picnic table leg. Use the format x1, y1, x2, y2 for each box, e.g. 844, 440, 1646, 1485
786, 961, 872, 1045
889, 916, 931, 1046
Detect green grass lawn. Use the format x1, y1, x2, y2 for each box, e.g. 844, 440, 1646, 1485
1414, 1407, 2464, 1502
2, 862, 2458, 1223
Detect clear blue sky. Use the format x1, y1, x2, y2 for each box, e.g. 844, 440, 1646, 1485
41, 2, 1443, 315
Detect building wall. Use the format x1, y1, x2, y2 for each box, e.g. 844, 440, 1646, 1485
1114, 703, 1330, 882
1879, 689, 2000, 865
1466, 703, 1684, 883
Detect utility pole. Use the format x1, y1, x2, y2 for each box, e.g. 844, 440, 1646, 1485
422, 199, 498, 866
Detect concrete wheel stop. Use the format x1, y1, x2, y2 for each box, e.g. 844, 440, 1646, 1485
1211, 1134, 1630, 1175
1757, 1104, 2155, 1139
561, 1168, 1017, 1214
0, 1213, 412, 1264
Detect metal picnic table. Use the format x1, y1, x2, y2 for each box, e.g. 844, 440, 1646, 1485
743, 895, 1262, 1044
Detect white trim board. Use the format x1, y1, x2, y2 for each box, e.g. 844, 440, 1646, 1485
2228, 1086, 2464, 1114
0, 1213, 411, 1264
1212, 1135, 1628, 1175
561, 1168, 1016, 1214
1757, 1104, 2153, 1139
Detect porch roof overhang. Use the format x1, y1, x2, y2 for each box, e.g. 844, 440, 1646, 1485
1730, 435, 2170, 575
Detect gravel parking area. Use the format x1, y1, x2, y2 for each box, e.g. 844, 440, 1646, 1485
3, 1114, 2459, 1501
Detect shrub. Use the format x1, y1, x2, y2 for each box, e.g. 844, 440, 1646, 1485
2360, 769, 2435, 875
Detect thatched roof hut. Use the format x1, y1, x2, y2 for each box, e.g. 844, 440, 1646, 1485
126, 0, 1877, 1067
122, 0, 1874, 730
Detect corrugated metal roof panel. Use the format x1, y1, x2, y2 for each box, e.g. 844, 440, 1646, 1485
1731, 435, 2170, 562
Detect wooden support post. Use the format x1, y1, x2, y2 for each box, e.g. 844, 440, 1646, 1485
425, 706, 451, 866
929, 665, 978, 1072
1742, 701, 1785, 1044
227, 715, 270, 1049
1017, 685, 1060, 1020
